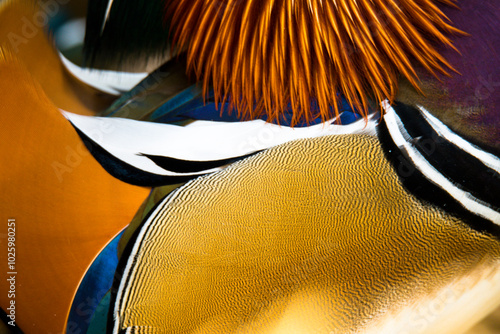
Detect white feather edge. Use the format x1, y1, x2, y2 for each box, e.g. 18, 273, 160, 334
382, 100, 500, 225
101, 0, 115, 34
112, 182, 185, 334
58, 52, 148, 95
418, 105, 500, 174
62, 110, 377, 177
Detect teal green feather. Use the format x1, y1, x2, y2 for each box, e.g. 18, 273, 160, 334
86, 291, 110, 334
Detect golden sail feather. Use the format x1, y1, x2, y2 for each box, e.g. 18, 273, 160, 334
167, 0, 462, 125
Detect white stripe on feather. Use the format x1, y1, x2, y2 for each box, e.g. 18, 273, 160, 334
382, 101, 500, 225
112, 183, 186, 334
59, 52, 147, 95
101, 0, 114, 35
418, 105, 500, 174
62, 111, 376, 177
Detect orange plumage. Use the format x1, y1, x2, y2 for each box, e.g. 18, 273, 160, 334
167, 0, 462, 125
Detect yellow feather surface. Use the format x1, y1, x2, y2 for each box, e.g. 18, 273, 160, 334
115, 135, 500, 333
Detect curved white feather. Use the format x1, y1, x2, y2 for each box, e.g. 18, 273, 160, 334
59, 52, 148, 95
62, 110, 377, 177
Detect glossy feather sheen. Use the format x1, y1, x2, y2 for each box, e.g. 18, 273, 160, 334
84, 0, 171, 70
0, 0, 113, 115
0, 50, 148, 334
112, 135, 500, 333
167, 0, 461, 125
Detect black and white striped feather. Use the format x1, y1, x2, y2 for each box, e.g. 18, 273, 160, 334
379, 101, 500, 235
63, 111, 377, 187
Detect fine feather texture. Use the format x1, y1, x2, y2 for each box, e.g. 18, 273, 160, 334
109, 133, 500, 333
84, 0, 170, 70
166, 0, 462, 125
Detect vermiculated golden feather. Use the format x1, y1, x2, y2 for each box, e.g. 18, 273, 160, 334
166, 0, 462, 125
110, 134, 500, 333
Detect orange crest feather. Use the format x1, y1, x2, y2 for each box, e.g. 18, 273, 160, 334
167, 0, 461, 125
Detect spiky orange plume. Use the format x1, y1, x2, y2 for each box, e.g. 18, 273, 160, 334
167, 0, 462, 125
